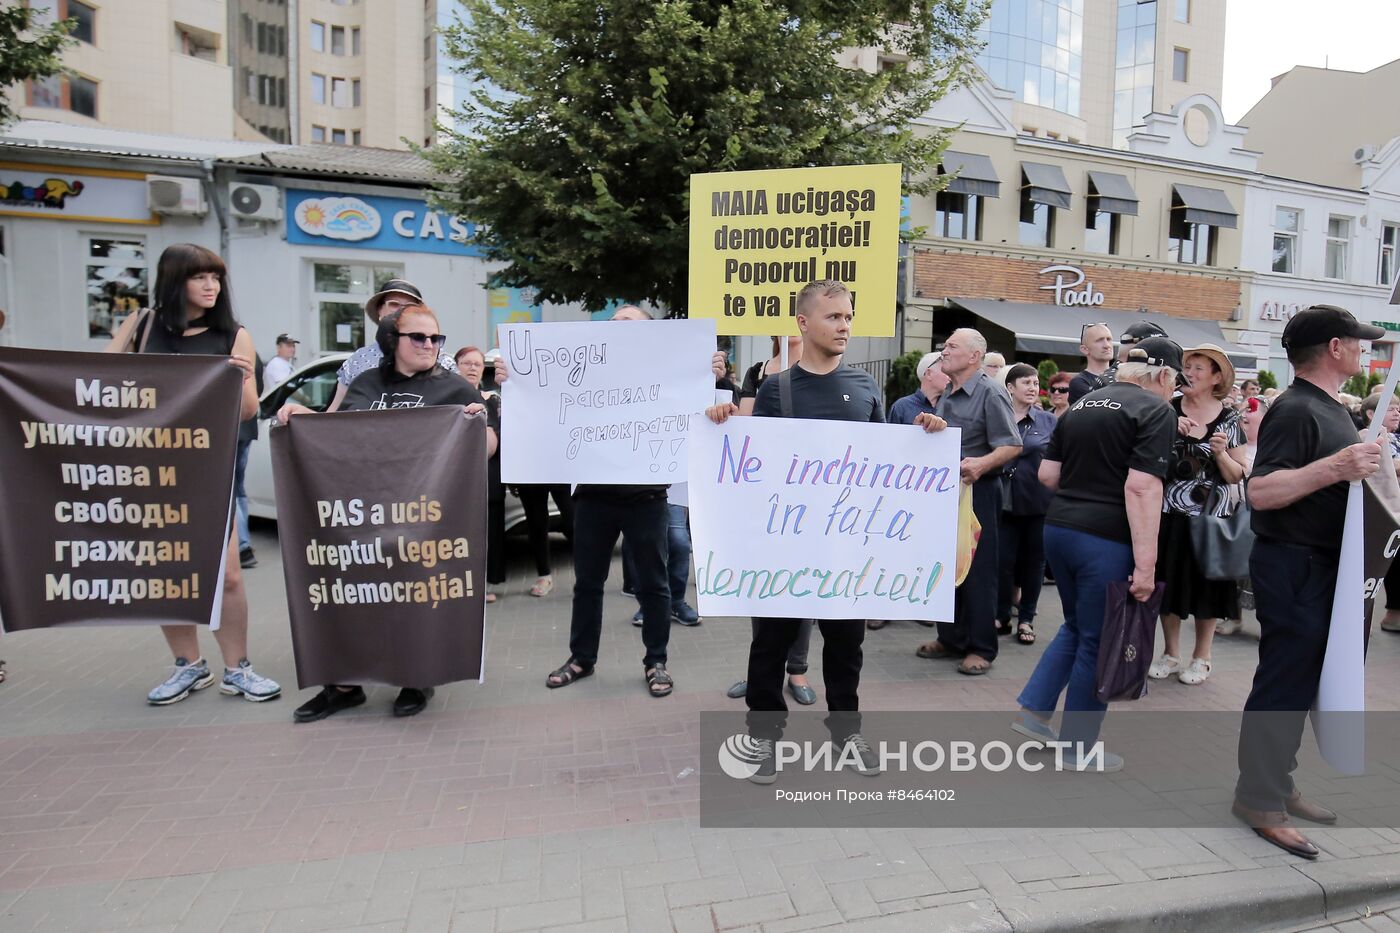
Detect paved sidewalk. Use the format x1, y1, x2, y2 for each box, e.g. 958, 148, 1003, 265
1, 525, 1398, 932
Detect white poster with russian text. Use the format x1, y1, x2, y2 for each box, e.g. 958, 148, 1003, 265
500, 319, 716, 484
687, 416, 962, 622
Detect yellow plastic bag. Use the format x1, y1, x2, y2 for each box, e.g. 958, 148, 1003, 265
955, 482, 981, 586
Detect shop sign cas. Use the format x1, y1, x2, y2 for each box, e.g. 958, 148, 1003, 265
285, 189, 483, 256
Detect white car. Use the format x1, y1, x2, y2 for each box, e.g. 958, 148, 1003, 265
243, 352, 550, 535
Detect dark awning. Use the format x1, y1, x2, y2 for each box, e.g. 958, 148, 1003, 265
939, 151, 1000, 198
1173, 184, 1238, 229
1087, 171, 1139, 216
945, 297, 1255, 368
1022, 162, 1072, 210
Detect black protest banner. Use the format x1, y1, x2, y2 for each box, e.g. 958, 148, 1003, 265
271, 406, 487, 689
0, 348, 242, 631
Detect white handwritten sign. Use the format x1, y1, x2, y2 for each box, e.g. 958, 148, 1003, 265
687, 416, 962, 622
500, 319, 717, 484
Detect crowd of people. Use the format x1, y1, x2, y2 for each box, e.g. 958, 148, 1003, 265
18, 242, 1392, 863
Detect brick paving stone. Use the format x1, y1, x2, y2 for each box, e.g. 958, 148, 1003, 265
497, 896, 585, 932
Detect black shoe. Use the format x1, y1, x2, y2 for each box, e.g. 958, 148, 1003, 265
293, 686, 365, 723
393, 686, 435, 717
239, 547, 257, 569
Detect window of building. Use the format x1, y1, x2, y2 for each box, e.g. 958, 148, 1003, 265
1325, 215, 1351, 279
67, 0, 95, 44
331, 25, 345, 55
312, 263, 398, 353
257, 74, 268, 105
331, 77, 348, 107
1168, 214, 1215, 266
177, 24, 219, 62
242, 13, 253, 47
1112, 0, 1157, 146
332, 128, 346, 144
425, 34, 433, 59
1019, 195, 1054, 249
352, 130, 361, 145
256, 21, 268, 53
351, 79, 361, 107
310, 21, 325, 52
311, 73, 326, 104
277, 24, 286, 56
243, 68, 255, 99
1084, 208, 1121, 255
1381, 223, 1400, 286
934, 190, 982, 241
311, 125, 326, 142
351, 27, 361, 55
424, 85, 432, 110
85, 238, 148, 341
1172, 48, 1189, 82
1272, 208, 1300, 274
1174, 0, 1189, 22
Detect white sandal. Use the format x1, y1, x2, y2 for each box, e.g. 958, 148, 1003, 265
1178, 657, 1212, 685
1147, 654, 1180, 680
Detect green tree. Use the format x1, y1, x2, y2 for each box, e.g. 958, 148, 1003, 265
1342, 372, 1383, 398
1256, 370, 1277, 391
425, 0, 989, 314
885, 349, 923, 410
1036, 359, 1058, 409
0, 5, 74, 128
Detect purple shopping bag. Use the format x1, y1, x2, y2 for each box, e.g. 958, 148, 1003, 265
1096, 580, 1166, 703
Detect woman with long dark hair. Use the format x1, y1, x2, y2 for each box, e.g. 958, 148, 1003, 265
106, 243, 281, 706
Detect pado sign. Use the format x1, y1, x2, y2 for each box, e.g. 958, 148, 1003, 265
1037, 264, 1105, 307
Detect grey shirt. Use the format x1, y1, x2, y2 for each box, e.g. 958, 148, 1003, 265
934, 370, 1021, 459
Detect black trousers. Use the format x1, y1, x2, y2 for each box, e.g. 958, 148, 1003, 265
568, 495, 669, 669
997, 512, 1047, 625
745, 618, 864, 742
518, 484, 573, 576
487, 474, 507, 585
1235, 540, 1337, 811
937, 476, 1002, 661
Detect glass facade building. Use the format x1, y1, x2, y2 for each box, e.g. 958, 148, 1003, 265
1112, 0, 1157, 147
977, 0, 1085, 118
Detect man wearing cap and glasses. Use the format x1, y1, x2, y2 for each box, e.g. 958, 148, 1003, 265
327, 279, 459, 412
265, 333, 299, 389
1233, 305, 1385, 859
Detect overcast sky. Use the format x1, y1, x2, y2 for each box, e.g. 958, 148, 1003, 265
1223, 0, 1400, 121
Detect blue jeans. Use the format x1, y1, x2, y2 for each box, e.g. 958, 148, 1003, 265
624, 503, 693, 607
1017, 524, 1133, 747
234, 437, 252, 552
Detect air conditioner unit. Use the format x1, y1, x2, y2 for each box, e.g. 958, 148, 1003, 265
1354, 144, 1377, 164
147, 175, 206, 215
228, 183, 282, 222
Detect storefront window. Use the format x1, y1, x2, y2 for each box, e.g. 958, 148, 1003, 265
86, 237, 148, 340
1272, 208, 1299, 274
312, 262, 401, 354
1084, 208, 1119, 255
934, 190, 981, 241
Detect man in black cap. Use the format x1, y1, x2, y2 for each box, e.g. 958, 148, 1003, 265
265, 333, 299, 389
1068, 321, 1170, 405
327, 279, 458, 411
1234, 304, 1385, 859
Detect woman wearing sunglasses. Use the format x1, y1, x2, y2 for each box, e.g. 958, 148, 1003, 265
1047, 372, 1072, 418
278, 304, 497, 721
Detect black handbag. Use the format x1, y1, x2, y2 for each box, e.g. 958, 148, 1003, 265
1187, 485, 1254, 581
1096, 580, 1165, 703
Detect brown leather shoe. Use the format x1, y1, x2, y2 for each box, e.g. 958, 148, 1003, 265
1231, 801, 1320, 859
1286, 790, 1338, 825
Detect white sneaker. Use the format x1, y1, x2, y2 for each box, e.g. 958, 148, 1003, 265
1178, 657, 1212, 685
1147, 654, 1180, 680
1214, 619, 1242, 636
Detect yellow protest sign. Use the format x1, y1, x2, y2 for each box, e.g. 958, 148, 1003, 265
688, 163, 901, 337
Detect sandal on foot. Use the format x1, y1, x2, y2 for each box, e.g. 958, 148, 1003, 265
1016, 623, 1036, 645
916, 640, 958, 660
995, 620, 1014, 636
646, 664, 674, 698
546, 659, 593, 689
530, 576, 554, 597
957, 655, 992, 676
1178, 657, 1212, 685
1147, 654, 1180, 680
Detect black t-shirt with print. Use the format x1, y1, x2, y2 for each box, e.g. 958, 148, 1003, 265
752, 363, 885, 423
1249, 378, 1360, 551
1044, 381, 1175, 544
341, 365, 484, 413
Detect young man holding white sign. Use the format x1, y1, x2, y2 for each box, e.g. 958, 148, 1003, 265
705, 280, 947, 781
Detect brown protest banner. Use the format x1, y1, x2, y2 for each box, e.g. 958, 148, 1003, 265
0, 348, 242, 632
271, 406, 487, 689
1362, 443, 1400, 636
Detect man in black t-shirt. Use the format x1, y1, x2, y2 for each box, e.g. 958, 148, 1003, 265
706, 280, 947, 783
1066, 323, 1114, 406
1234, 305, 1384, 860
1013, 337, 1178, 771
